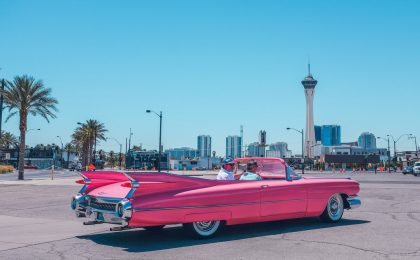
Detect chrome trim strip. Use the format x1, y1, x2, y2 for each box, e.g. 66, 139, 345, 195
78, 172, 91, 194
133, 199, 314, 212
134, 199, 307, 212
121, 172, 139, 199
134, 202, 259, 212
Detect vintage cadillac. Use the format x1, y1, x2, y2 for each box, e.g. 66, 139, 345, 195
71, 157, 361, 238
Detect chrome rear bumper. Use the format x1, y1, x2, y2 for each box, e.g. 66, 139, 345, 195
71, 195, 132, 226
346, 196, 361, 209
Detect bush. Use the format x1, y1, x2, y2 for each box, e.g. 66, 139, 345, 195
0, 165, 14, 174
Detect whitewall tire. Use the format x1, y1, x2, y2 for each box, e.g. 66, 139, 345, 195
183, 220, 222, 238
320, 194, 344, 223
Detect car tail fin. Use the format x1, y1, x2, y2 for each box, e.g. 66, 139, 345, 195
76, 171, 139, 198
120, 172, 139, 198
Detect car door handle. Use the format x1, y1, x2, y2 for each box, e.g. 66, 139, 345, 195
261, 185, 269, 189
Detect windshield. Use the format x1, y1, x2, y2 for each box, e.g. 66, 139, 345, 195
235, 158, 300, 179
414, 162, 420, 167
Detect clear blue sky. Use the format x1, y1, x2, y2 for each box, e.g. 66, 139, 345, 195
1, 0, 419, 155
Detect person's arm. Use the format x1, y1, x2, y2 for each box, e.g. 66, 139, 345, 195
234, 170, 245, 180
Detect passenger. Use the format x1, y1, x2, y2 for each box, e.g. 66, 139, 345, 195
239, 160, 262, 181
217, 157, 235, 180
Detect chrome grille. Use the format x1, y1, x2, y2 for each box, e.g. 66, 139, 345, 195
88, 197, 117, 212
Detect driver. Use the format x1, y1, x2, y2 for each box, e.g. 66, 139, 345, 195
217, 157, 236, 180
239, 160, 262, 181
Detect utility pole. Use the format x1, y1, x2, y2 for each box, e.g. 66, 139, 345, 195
0, 78, 4, 140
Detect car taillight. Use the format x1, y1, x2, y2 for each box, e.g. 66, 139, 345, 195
121, 182, 132, 188
75, 179, 86, 185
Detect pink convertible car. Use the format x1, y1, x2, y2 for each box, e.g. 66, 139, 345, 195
71, 157, 361, 238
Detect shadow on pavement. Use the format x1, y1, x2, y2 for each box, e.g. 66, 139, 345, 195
77, 218, 369, 253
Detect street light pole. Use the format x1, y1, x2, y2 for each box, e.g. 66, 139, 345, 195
57, 136, 64, 168
387, 137, 391, 172
389, 134, 411, 166
302, 129, 304, 174
409, 134, 418, 158
0, 78, 4, 140
287, 127, 305, 174
378, 136, 392, 173
108, 137, 122, 170
159, 111, 162, 172
146, 110, 163, 173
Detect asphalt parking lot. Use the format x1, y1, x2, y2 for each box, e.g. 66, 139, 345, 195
0, 172, 420, 260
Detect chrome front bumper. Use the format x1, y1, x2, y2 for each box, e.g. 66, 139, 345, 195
346, 196, 361, 210
71, 194, 132, 226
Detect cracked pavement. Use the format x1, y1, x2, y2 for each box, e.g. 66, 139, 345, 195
0, 173, 420, 259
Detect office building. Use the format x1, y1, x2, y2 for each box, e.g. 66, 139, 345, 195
315, 125, 322, 142
267, 142, 290, 158
226, 135, 242, 158
247, 142, 265, 157
321, 125, 341, 146
358, 132, 377, 149
165, 147, 199, 160
197, 135, 211, 158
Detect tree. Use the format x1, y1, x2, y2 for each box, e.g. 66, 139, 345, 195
2, 75, 58, 180
72, 119, 107, 167
107, 150, 116, 168
64, 143, 75, 168
0, 131, 18, 149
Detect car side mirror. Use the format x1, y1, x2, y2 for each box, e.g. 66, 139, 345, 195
286, 165, 293, 181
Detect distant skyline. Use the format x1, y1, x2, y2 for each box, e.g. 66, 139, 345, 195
1, 0, 419, 156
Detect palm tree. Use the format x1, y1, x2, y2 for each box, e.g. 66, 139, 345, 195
107, 150, 116, 168
0, 131, 18, 149
72, 119, 107, 167
2, 75, 58, 180
64, 143, 75, 168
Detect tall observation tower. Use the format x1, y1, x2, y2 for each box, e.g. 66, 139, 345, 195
301, 64, 318, 158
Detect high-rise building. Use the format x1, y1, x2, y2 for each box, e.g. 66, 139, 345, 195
302, 64, 317, 158
247, 142, 265, 157
197, 135, 211, 158
321, 125, 341, 146
226, 135, 242, 158
259, 130, 267, 146
267, 142, 290, 158
358, 132, 377, 149
314, 125, 322, 142
165, 147, 199, 160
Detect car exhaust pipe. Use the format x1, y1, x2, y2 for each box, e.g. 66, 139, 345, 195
110, 226, 130, 232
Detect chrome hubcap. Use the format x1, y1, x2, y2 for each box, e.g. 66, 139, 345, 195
193, 221, 220, 236
327, 194, 343, 221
